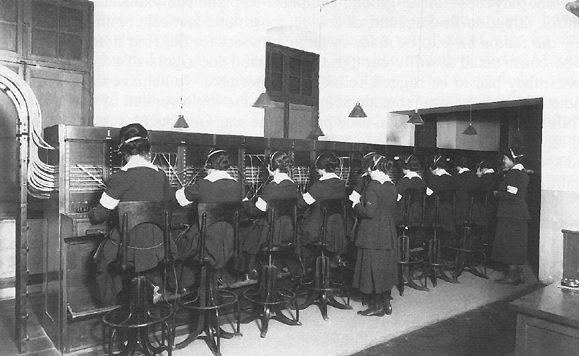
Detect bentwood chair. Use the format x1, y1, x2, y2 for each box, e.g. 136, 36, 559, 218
241, 198, 302, 338
102, 201, 174, 356
175, 202, 242, 356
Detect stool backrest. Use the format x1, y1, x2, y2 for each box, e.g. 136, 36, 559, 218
117, 201, 172, 272
433, 189, 455, 226
318, 198, 347, 249
197, 202, 241, 262
402, 187, 426, 228
266, 198, 298, 251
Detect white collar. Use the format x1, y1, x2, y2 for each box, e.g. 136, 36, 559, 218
121, 155, 158, 171
319, 172, 339, 181
204, 170, 237, 182
484, 169, 495, 174
434, 169, 451, 177
404, 171, 422, 180
371, 170, 392, 184
512, 164, 524, 171
457, 167, 471, 174
272, 172, 293, 184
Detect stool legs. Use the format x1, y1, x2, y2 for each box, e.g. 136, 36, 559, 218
103, 276, 173, 356
242, 263, 301, 338
453, 227, 488, 280
176, 264, 241, 356
297, 253, 352, 321
397, 234, 429, 296
425, 237, 458, 288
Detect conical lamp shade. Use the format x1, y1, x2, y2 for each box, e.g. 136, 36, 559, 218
407, 111, 424, 125
252, 93, 274, 108
312, 124, 325, 138
462, 124, 477, 135
348, 102, 367, 118
174, 114, 189, 128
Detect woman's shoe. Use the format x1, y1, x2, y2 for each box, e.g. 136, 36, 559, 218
357, 301, 375, 316
495, 265, 519, 285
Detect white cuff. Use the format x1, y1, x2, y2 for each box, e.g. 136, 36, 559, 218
426, 187, 433, 196
349, 190, 361, 203
303, 192, 316, 205
506, 185, 518, 194
176, 187, 193, 207
397, 194, 403, 202
100, 192, 119, 210
255, 197, 267, 212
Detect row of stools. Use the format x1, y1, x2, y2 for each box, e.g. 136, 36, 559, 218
100, 199, 354, 356
398, 188, 491, 296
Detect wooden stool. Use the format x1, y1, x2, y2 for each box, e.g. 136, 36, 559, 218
101, 201, 174, 356
397, 188, 429, 296
241, 198, 301, 338
174, 202, 242, 356
425, 192, 458, 287
297, 199, 352, 321
450, 192, 488, 280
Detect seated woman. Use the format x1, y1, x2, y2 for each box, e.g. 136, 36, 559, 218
90, 123, 177, 303
453, 154, 480, 226
174, 149, 242, 290
239, 151, 298, 278
394, 155, 427, 248
298, 152, 347, 264
425, 154, 456, 246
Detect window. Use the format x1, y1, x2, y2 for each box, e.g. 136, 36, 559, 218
265, 42, 319, 107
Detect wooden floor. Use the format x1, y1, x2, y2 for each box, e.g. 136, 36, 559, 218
0, 266, 542, 356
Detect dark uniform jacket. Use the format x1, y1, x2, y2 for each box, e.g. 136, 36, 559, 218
495, 165, 530, 220
175, 170, 242, 268
353, 176, 398, 250
395, 172, 426, 226
240, 174, 298, 254
89, 157, 177, 302
453, 168, 480, 225
425, 170, 456, 233
298, 173, 347, 252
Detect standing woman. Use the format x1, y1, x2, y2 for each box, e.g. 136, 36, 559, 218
492, 147, 530, 285
351, 154, 398, 316
174, 149, 242, 289
90, 123, 177, 303
298, 152, 347, 262
349, 152, 378, 238
239, 151, 298, 278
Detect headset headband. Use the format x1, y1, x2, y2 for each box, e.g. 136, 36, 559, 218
509, 148, 523, 160
372, 154, 384, 169
404, 155, 413, 164
118, 136, 147, 150
269, 150, 282, 163
363, 151, 377, 160
206, 149, 227, 166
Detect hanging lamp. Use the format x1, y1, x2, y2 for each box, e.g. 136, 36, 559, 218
462, 0, 477, 136
462, 105, 477, 135
409, 0, 425, 125
348, 102, 367, 118
174, 9, 189, 129
407, 110, 424, 125
252, 92, 274, 108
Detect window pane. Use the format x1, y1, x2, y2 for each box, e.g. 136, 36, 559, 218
302, 79, 313, 96
270, 73, 283, 92
0, 23, 17, 51
0, 0, 18, 22
289, 76, 300, 95
32, 1, 58, 29
59, 6, 83, 34
59, 33, 83, 60
271, 52, 283, 73
290, 57, 301, 76
302, 60, 312, 78
32, 29, 57, 57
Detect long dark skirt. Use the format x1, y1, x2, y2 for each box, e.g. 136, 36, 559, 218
352, 248, 398, 295
491, 217, 528, 265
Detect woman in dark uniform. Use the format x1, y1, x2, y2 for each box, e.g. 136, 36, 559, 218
298, 152, 347, 260
425, 154, 456, 247
239, 151, 298, 278
395, 155, 427, 247
492, 147, 530, 285
472, 158, 500, 243
453, 154, 480, 227
174, 149, 242, 289
351, 154, 398, 316
349, 152, 378, 239
90, 123, 177, 303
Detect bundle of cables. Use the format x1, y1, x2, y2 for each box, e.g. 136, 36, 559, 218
0, 65, 56, 199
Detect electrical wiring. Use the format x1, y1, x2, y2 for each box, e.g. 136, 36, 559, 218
0, 65, 56, 198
